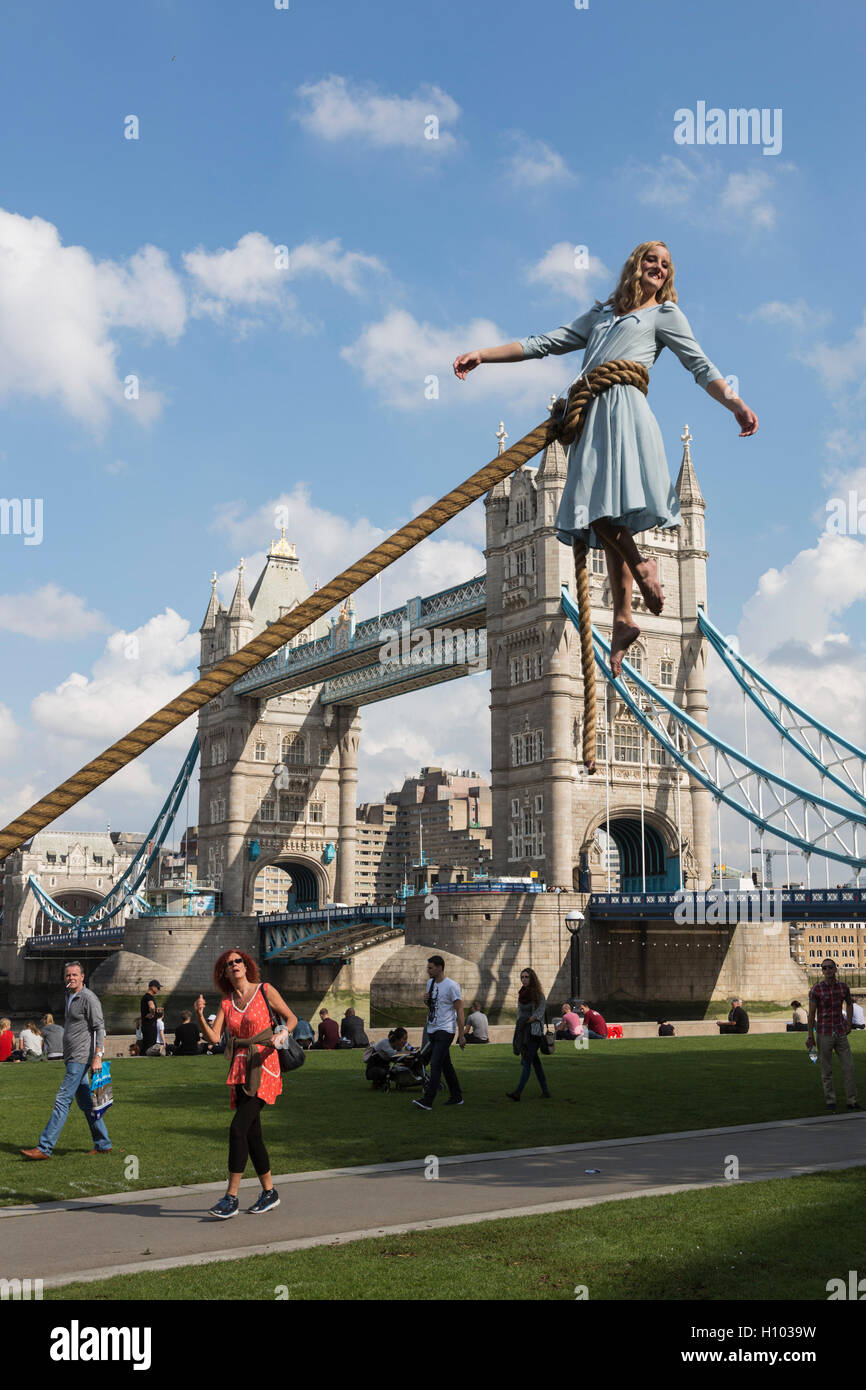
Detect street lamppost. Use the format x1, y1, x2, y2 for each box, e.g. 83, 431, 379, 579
565, 909, 585, 1000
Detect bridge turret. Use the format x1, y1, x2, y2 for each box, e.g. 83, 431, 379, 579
675, 424, 712, 887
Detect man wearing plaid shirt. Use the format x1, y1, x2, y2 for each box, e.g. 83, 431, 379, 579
807, 959, 861, 1113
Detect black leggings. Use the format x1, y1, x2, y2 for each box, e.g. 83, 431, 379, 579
228, 1088, 270, 1175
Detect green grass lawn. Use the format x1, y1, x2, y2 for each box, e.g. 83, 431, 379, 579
2, 1034, 861, 1208
47, 1167, 866, 1301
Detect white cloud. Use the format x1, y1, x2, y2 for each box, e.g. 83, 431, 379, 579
749, 299, 814, 333
183, 231, 387, 326
800, 310, 866, 397
630, 155, 786, 232
0, 779, 39, 826
503, 134, 576, 189
296, 75, 460, 151
700, 534, 866, 814
31, 610, 199, 746
357, 673, 490, 803
287, 238, 387, 294
0, 208, 186, 427
739, 533, 866, 660
0, 585, 106, 641
526, 242, 612, 302
0, 703, 21, 759
211, 485, 486, 624
718, 170, 776, 229
633, 155, 700, 207
341, 307, 576, 410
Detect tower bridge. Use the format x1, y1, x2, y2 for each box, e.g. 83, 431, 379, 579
191, 421, 713, 922
5, 418, 865, 1015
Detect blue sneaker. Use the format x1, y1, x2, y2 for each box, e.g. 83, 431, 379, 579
208, 1194, 239, 1219
248, 1188, 280, 1215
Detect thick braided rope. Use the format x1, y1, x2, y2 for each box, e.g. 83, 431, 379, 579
573, 541, 597, 774
557, 361, 649, 776
0, 360, 647, 860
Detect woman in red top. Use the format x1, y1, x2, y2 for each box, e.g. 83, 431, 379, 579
195, 948, 297, 1219
0, 1018, 13, 1063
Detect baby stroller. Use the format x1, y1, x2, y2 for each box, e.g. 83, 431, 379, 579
365, 1040, 444, 1094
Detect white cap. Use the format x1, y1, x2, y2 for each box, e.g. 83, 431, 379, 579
207, 1014, 216, 1023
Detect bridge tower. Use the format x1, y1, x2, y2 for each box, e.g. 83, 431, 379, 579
197, 531, 361, 915
486, 415, 713, 891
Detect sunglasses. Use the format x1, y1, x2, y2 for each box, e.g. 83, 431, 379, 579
225, 957, 244, 967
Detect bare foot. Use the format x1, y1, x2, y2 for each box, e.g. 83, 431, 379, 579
610, 619, 640, 678
633, 557, 664, 615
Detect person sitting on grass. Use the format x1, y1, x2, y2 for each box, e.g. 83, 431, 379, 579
657, 1019, 676, 1037
577, 1002, 608, 1040
312, 1008, 340, 1050
292, 1017, 315, 1051
716, 998, 749, 1034
555, 1002, 583, 1040
464, 1001, 490, 1043
787, 1000, 808, 1033
170, 1010, 205, 1056
365, 1027, 413, 1089
41, 1013, 64, 1059
11, 1020, 44, 1061
340, 1007, 369, 1048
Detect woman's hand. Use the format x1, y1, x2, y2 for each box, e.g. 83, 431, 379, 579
453, 350, 483, 379
734, 403, 759, 437
272, 1027, 289, 1047
194, 994, 206, 1015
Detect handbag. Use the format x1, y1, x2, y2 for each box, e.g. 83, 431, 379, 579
540, 1030, 556, 1056
90, 1061, 114, 1119
260, 984, 305, 1073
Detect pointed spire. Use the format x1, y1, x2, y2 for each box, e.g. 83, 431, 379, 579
199, 571, 220, 632
228, 558, 253, 624
675, 424, 704, 506
487, 420, 511, 504
536, 396, 568, 481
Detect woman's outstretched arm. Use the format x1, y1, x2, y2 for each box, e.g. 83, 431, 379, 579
453, 342, 524, 378
706, 377, 759, 437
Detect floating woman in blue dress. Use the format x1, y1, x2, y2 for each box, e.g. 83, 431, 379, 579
453, 241, 758, 675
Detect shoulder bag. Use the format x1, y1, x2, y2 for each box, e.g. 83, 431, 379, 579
260, 983, 305, 1073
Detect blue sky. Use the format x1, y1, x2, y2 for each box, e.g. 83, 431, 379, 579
1, 0, 865, 858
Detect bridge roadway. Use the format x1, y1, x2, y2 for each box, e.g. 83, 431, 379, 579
22, 887, 866, 959
231, 574, 487, 706
3, 1114, 864, 1290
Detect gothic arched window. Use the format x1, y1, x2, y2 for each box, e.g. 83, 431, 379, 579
281, 734, 307, 765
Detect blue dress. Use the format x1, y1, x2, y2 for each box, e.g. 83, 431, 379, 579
519, 302, 722, 548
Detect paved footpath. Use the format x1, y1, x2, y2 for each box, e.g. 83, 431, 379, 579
2, 1113, 864, 1290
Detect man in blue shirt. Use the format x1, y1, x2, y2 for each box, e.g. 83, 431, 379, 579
20, 961, 112, 1159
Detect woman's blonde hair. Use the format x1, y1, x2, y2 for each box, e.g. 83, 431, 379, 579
604, 240, 677, 316
0, 1018, 10, 1031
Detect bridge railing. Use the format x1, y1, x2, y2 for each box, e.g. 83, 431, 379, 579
234, 574, 487, 696
589, 888, 866, 921
25, 925, 125, 954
